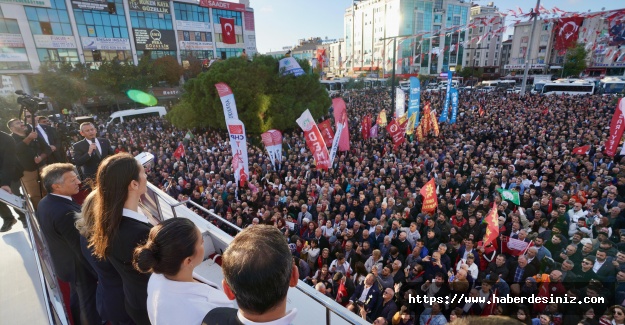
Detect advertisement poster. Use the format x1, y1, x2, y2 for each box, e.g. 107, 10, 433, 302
133, 28, 176, 51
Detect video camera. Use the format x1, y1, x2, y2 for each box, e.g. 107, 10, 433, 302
15, 90, 47, 113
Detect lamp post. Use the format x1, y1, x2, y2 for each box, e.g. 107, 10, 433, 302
520, 0, 541, 94
380, 34, 413, 114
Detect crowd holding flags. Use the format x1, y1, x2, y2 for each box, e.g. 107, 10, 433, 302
216, 82, 249, 185
296, 109, 331, 170
261, 130, 283, 170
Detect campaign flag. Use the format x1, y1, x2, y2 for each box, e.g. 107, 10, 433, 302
572, 145, 591, 155
220, 17, 237, 44
395, 88, 406, 119
482, 202, 499, 247
361, 115, 372, 140
479, 105, 485, 116
497, 188, 520, 206
279, 57, 305, 77
554, 17, 584, 52
605, 98, 625, 157
173, 143, 185, 159
386, 119, 407, 151
407, 77, 421, 128
405, 113, 418, 135
317, 119, 335, 147
430, 110, 440, 137
501, 235, 533, 256
415, 122, 424, 142
215, 82, 239, 120
297, 109, 331, 170
185, 131, 194, 140
420, 178, 438, 213
370, 124, 378, 138
440, 71, 453, 122
261, 129, 283, 170
226, 119, 250, 185
450, 87, 459, 124
422, 103, 432, 135
377, 110, 388, 127
328, 122, 344, 164
332, 98, 350, 151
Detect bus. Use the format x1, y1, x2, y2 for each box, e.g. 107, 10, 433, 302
106, 106, 167, 127
320, 80, 345, 96
541, 80, 595, 95
598, 77, 625, 95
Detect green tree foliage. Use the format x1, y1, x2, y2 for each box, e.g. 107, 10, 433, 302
0, 94, 20, 132
154, 55, 184, 86
167, 55, 330, 134
35, 62, 90, 111
563, 43, 588, 78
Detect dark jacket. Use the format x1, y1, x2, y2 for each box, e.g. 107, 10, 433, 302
350, 283, 381, 316
72, 137, 113, 179
12, 131, 50, 171
0, 132, 20, 186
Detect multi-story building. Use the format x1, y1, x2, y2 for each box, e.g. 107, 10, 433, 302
507, 18, 554, 74
575, 9, 625, 77
499, 37, 512, 73
344, 0, 470, 76
322, 38, 346, 77
0, 0, 256, 93
462, 2, 504, 78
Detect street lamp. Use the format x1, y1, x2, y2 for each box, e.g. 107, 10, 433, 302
380, 34, 413, 114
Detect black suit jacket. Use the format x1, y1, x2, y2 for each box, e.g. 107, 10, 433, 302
108, 217, 152, 325
72, 137, 112, 179
36, 194, 94, 283
507, 261, 537, 284
36, 124, 62, 163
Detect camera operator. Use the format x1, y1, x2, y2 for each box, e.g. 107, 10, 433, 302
35, 116, 63, 164
72, 122, 112, 181
7, 118, 50, 210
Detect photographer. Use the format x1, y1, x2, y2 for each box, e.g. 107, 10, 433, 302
8, 118, 50, 209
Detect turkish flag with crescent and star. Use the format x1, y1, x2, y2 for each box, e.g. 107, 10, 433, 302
554, 17, 584, 52
220, 17, 236, 44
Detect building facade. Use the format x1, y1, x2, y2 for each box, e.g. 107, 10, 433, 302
499, 37, 511, 73
507, 18, 555, 74
344, 0, 470, 77
0, 0, 256, 93
462, 2, 504, 76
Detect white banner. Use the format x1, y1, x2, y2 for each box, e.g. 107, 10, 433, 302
179, 41, 214, 50
507, 237, 530, 251
0, 34, 25, 48
395, 88, 406, 118
34, 35, 76, 49
328, 122, 344, 165
0, 0, 51, 7
215, 82, 238, 120
261, 130, 282, 170
81, 37, 131, 50
279, 57, 305, 77
176, 20, 211, 32
226, 119, 249, 185
0, 52, 28, 62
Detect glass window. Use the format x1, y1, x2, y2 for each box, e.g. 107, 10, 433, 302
194, 32, 201, 41
36, 8, 49, 22
212, 9, 242, 25
48, 10, 59, 22
59, 10, 69, 23
183, 31, 190, 41
25, 7, 38, 20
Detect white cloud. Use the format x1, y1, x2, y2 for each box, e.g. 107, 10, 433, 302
260, 6, 274, 13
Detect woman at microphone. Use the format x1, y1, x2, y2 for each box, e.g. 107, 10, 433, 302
88, 153, 152, 325
133, 218, 232, 325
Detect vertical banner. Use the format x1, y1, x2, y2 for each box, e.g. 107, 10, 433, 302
215, 83, 239, 120
440, 71, 453, 122
332, 98, 350, 151
606, 98, 625, 157
297, 109, 331, 170
420, 178, 438, 213
376, 109, 387, 127
317, 119, 335, 147
431, 110, 440, 137
407, 77, 421, 128
361, 115, 371, 140
370, 124, 378, 138
386, 119, 407, 151
395, 88, 406, 119
226, 119, 249, 185
450, 87, 459, 124
261, 129, 283, 170
328, 122, 344, 164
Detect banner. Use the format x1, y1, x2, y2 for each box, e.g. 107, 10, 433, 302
226, 119, 249, 185
386, 119, 407, 150
361, 115, 371, 140
133, 28, 176, 50
395, 88, 406, 119
173, 143, 185, 159
450, 87, 459, 124
572, 145, 590, 155
554, 17, 584, 52
370, 124, 378, 138
407, 77, 420, 128
261, 129, 283, 170
297, 109, 331, 170
328, 122, 344, 164
430, 109, 440, 137
501, 235, 533, 256
128, 0, 170, 14
332, 98, 350, 151
279, 57, 305, 77
440, 71, 453, 122
317, 119, 335, 147
605, 98, 625, 157
220, 17, 236, 44
497, 188, 520, 205
215, 82, 239, 120
609, 14, 625, 46
482, 202, 499, 247
420, 178, 438, 214
405, 113, 417, 135
376, 110, 387, 127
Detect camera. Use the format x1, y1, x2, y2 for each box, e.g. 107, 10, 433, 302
15, 90, 47, 113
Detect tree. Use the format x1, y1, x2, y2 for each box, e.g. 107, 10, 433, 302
166, 55, 330, 134
153, 55, 184, 86
34, 62, 90, 112
0, 94, 20, 132
563, 43, 588, 78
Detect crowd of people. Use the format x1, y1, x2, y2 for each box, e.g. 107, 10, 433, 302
1, 83, 625, 325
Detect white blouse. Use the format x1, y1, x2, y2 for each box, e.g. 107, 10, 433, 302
147, 272, 234, 325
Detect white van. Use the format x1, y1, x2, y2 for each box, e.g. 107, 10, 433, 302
106, 106, 167, 127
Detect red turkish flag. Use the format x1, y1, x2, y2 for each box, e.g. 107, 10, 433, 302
572, 145, 591, 155
173, 143, 185, 159
220, 17, 236, 44
554, 17, 584, 52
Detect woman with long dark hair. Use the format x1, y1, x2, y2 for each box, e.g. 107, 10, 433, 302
88, 153, 152, 325
133, 218, 232, 324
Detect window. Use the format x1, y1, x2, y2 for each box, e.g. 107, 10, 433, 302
0, 48, 31, 70
540, 35, 549, 43
216, 48, 242, 59
183, 31, 190, 41
212, 9, 242, 26
216, 33, 243, 43
37, 48, 79, 63
479, 27, 483, 33
495, 52, 498, 58
194, 32, 202, 41
74, 0, 129, 38
0, 18, 20, 33
174, 2, 210, 22
130, 11, 173, 29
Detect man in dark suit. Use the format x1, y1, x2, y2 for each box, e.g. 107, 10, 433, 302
349, 273, 381, 320
594, 248, 617, 283
72, 122, 112, 180
0, 131, 27, 231
508, 255, 537, 295
35, 116, 63, 163
37, 163, 99, 325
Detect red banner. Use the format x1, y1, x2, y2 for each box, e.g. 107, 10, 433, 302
483, 203, 499, 246
420, 178, 438, 214
606, 98, 625, 157
296, 110, 331, 170
572, 145, 590, 155
361, 115, 371, 140
220, 17, 237, 44
386, 119, 407, 150
501, 235, 533, 257
173, 143, 185, 159
554, 17, 584, 52
317, 119, 334, 147
332, 98, 350, 151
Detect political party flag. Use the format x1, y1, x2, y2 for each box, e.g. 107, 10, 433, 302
261, 129, 283, 170
420, 178, 438, 213
297, 109, 331, 170
416, 122, 424, 142
605, 98, 625, 157
173, 143, 185, 159
405, 112, 418, 135
386, 119, 407, 151
430, 110, 440, 137
395, 88, 406, 119
226, 119, 250, 185
572, 145, 591, 155
215, 82, 239, 120
220, 17, 237, 44
332, 98, 350, 151
361, 115, 372, 140
317, 119, 335, 147
450, 87, 459, 124
482, 202, 499, 247
278, 57, 305, 77
479, 105, 485, 116
497, 188, 521, 205
185, 131, 193, 140
329, 122, 344, 164
377, 110, 388, 127
407, 77, 420, 128
370, 124, 378, 138
501, 235, 534, 256
439, 71, 453, 122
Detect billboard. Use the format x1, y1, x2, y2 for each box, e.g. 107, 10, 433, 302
71, 0, 107, 11
81, 37, 131, 50
128, 0, 170, 14
34, 35, 77, 48
133, 28, 176, 51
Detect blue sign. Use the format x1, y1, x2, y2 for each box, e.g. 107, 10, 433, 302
450, 87, 459, 124
407, 77, 421, 127
439, 71, 453, 122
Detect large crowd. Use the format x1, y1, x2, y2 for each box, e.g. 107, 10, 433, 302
74, 86, 624, 325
